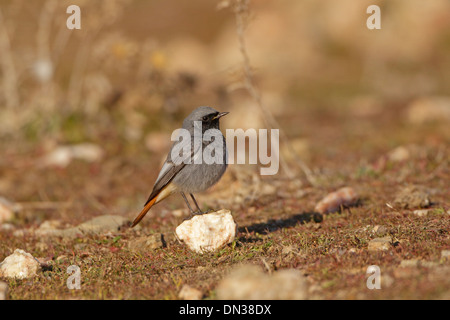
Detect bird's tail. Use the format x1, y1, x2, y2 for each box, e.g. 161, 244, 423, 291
130, 182, 177, 228
131, 196, 157, 228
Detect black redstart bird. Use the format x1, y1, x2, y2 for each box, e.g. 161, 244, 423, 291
131, 106, 229, 227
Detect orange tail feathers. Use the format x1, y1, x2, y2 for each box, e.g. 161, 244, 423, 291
131, 182, 178, 228
131, 196, 157, 228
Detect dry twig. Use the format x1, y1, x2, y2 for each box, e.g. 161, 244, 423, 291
232, 0, 317, 185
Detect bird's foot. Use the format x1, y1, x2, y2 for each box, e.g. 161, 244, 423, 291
188, 208, 215, 218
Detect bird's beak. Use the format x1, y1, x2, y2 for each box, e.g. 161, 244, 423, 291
213, 112, 229, 120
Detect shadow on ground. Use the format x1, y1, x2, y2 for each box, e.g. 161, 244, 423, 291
238, 212, 323, 242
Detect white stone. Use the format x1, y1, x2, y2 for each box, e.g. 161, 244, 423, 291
216, 265, 308, 300
407, 96, 450, 124
175, 209, 237, 253
38, 143, 104, 168
441, 250, 450, 259
178, 284, 203, 300
32, 58, 53, 83
314, 187, 359, 214
413, 209, 430, 217
0, 249, 41, 279
388, 146, 410, 162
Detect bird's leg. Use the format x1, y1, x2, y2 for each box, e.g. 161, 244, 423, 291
180, 192, 195, 216
190, 194, 204, 215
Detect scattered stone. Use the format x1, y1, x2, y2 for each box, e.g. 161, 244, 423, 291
406, 96, 450, 124
399, 259, 421, 268
314, 187, 359, 214
0, 281, 8, 300
12, 229, 26, 237
171, 208, 187, 217
441, 250, 450, 260
0, 223, 15, 232
216, 265, 308, 300
387, 144, 428, 164
178, 284, 203, 300
412, 209, 430, 217
75, 215, 128, 234
0, 249, 41, 279
175, 209, 237, 254
400, 259, 439, 268
259, 183, 277, 197
36, 220, 64, 233
393, 185, 431, 209
55, 255, 68, 262
37, 143, 104, 168
0, 197, 16, 224
388, 146, 410, 162
35, 215, 129, 238
372, 225, 389, 236
368, 236, 392, 252
127, 234, 165, 253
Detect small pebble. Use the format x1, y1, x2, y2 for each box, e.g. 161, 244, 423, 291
178, 285, 203, 300
368, 236, 392, 252
314, 187, 359, 214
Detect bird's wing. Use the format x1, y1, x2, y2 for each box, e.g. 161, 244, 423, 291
144, 134, 201, 206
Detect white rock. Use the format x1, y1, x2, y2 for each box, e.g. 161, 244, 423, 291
38, 143, 104, 168
32, 58, 53, 83
388, 146, 410, 162
441, 250, 450, 259
407, 96, 450, 124
413, 209, 430, 217
216, 265, 308, 300
175, 209, 237, 253
314, 187, 359, 214
178, 284, 203, 300
0, 249, 41, 279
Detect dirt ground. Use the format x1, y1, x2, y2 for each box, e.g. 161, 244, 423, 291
0, 0, 449, 300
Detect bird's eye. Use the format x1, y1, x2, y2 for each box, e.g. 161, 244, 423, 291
202, 116, 208, 121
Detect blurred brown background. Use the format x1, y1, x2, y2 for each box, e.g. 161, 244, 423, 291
0, 0, 449, 216
1, 0, 450, 301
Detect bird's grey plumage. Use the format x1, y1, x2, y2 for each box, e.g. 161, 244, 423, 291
144, 106, 228, 205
